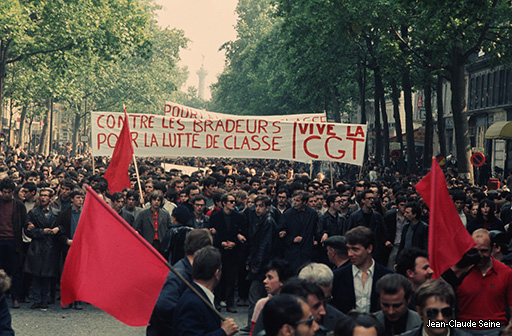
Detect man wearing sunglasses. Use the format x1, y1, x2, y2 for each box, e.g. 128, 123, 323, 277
262, 293, 319, 336
374, 274, 421, 336
401, 279, 469, 336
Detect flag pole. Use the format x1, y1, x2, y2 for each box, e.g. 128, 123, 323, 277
123, 105, 145, 206
329, 161, 334, 188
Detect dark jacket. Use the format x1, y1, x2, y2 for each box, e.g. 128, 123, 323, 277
374, 309, 422, 336
245, 209, 276, 280
331, 262, 394, 314
347, 209, 389, 265
278, 206, 318, 271
147, 257, 192, 336
134, 208, 172, 244
23, 206, 61, 277
0, 198, 26, 253
467, 217, 505, 235
398, 221, 429, 253
173, 283, 225, 336
399, 326, 472, 336
209, 210, 245, 259
161, 224, 194, 265
0, 295, 14, 336
319, 210, 344, 237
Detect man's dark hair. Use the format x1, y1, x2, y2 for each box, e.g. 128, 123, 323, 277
277, 188, 290, 197
356, 189, 374, 204
191, 194, 207, 204
262, 294, 305, 336
334, 311, 385, 336
415, 279, 455, 310
452, 191, 467, 203
184, 229, 213, 256
126, 190, 139, 201
61, 179, 76, 190
184, 184, 200, 197
22, 182, 37, 193
264, 258, 293, 284
255, 195, 271, 207
376, 273, 412, 301
292, 190, 308, 203
192, 246, 221, 281
405, 202, 421, 218
70, 189, 85, 199
203, 177, 217, 188
395, 247, 429, 276
326, 193, 340, 208
220, 192, 235, 205
0, 178, 15, 191
345, 226, 375, 249
111, 192, 125, 203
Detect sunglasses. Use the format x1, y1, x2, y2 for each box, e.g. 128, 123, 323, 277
294, 315, 315, 328
425, 307, 453, 319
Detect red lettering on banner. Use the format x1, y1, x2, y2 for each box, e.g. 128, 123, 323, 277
347, 137, 365, 160
97, 133, 118, 150
192, 134, 200, 148
141, 115, 149, 129
303, 136, 321, 159
177, 119, 185, 131
97, 115, 105, 128
206, 135, 219, 148
224, 136, 233, 150
106, 115, 116, 129
164, 104, 171, 114
251, 135, 261, 150
325, 137, 345, 159
193, 120, 202, 132
272, 137, 281, 151
347, 126, 365, 137
272, 121, 281, 133
131, 132, 139, 148
297, 123, 335, 135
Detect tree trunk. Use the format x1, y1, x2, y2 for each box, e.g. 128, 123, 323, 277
379, 77, 390, 168
423, 84, 433, 169
358, 63, 367, 124
436, 75, 447, 157
0, 41, 8, 123
374, 69, 383, 163
19, 105, 28, 149
450, 58, 473, 183
39, 99, 52, 155
72, 110, 81, 155
331, 86, 341, 123
401, 26, 417, 174
391, 79, 405, 173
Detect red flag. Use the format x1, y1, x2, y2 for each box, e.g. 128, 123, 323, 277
104, 108, 133, 193
61, 187, 168, 326
415, 158, 475, 278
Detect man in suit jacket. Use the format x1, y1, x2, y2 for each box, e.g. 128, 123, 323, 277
173, 246, 238, 336
398, 202, 428, 254
331, 226, 394, 314
134, 191, 172, 255
347, 189, 391, 265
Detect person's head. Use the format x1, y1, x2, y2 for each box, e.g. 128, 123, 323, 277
0, 177, 15, 201
39, 187, 55, 207
376, 274, 412, 322
326, 194, 342, 213
281, 278, 326, 324
172, 205, 192, 225
184, 184, 201, 201
255, 195, 271, 217
298, 263, 334, 298
490, 230, 509, 258
262, 294, 318, 336
452, 191, 466, 212
404, 202, 421, 223
292, 191, 307, 211
125, 190, 139, 209
221, 193, 236, 212
345, 226, 375, 268
477, 198, 496, 221
263, 258, 293, 296
171, 178, 185, 193
324, 235, 348, 264
358, 189, 375, 211
22, 182, 37, 201
472, 229, 492, 266
60, 179, 76, 200
70, 189, 85, 210
395, 195, 407, 215
415, 280, 455, 336
111, 192, 125, 212
184, 229, 213, 256
334, 311, 384, 336
395, 247, 433, 289
277, 188, 290, 207
192, 246, 221, 283
149, 191, 164, 210
191, 195, 207, 215
202, 177, 218, 196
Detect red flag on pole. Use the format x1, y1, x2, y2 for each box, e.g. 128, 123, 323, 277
415, 158, 475, 278
103, 107, 133, 193
61, 187, 168, 326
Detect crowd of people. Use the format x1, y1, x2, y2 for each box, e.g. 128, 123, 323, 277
0, 147, 512, 336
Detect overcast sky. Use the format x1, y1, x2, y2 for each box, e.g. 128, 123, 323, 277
154, 0, 238, 99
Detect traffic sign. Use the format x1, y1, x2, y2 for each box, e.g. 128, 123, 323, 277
471, 152, 485, 167
391, 150, 401, 161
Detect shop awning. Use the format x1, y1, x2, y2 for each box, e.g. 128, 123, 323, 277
485, 121, 512, 139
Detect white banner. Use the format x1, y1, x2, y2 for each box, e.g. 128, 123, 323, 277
91, 112, 367, 166
164, 101, 327, 123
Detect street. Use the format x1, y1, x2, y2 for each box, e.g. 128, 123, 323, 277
11, 300, 250, 335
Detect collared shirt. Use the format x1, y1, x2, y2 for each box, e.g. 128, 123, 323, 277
194, 281, 215, 307
353, 259, 375, 313
458, 210, 467, 227
394, 214, 407, 245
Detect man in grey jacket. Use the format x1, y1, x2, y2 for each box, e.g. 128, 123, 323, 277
374, 274, 421, 336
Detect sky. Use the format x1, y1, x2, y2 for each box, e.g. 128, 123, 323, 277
154, 0, 239, 100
